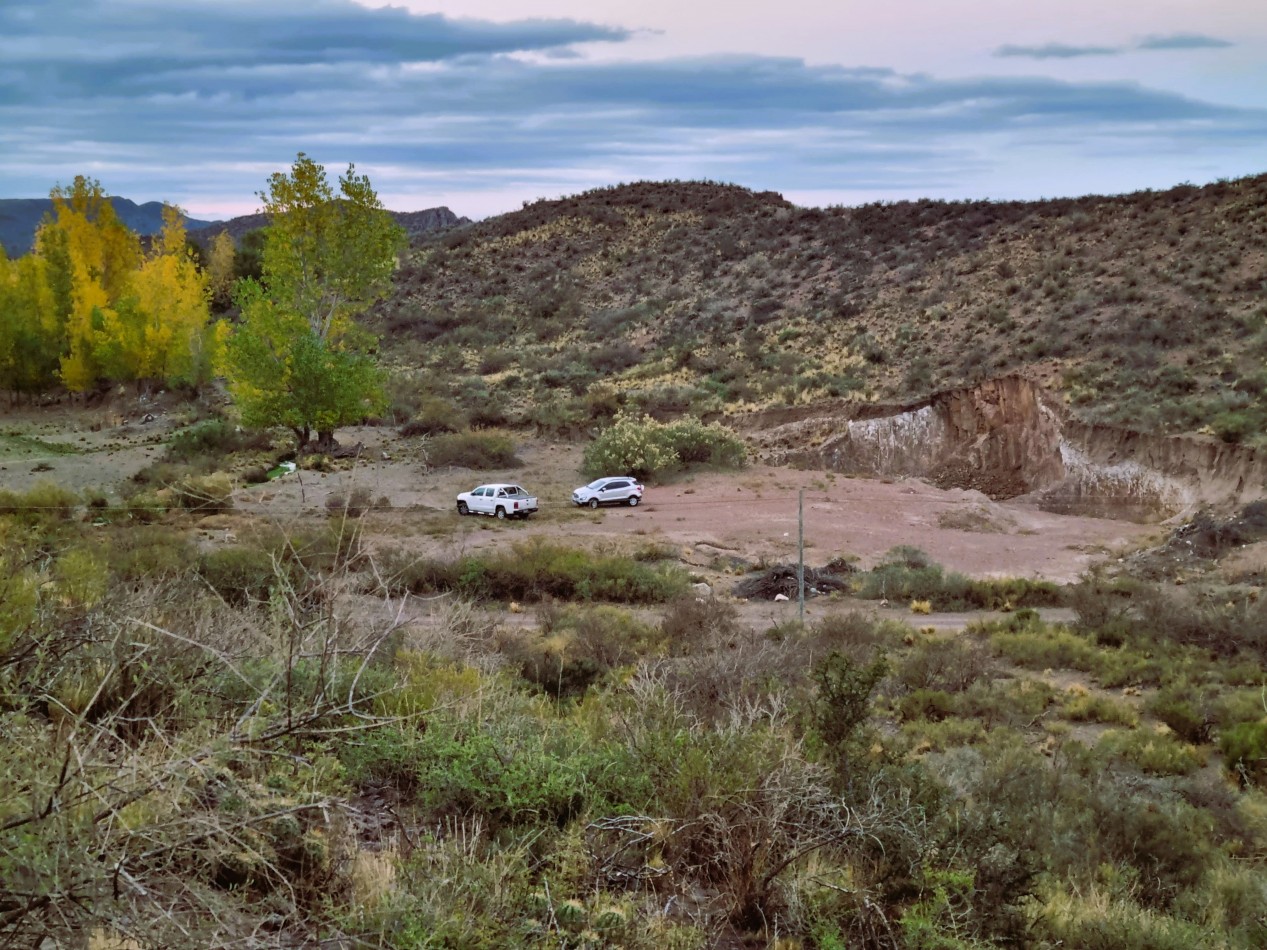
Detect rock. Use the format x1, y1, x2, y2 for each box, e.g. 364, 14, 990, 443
773, 593, 789, 602
692, 582, 712, 598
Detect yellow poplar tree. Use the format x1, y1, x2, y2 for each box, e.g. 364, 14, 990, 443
36, 177, 140, 392
0, 250, 62, 397
205, 230, 237, 312
118, 206, 213, 387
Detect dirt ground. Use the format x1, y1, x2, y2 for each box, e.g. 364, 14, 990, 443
0, 405, 1163, 587
221, 425, 1161, 586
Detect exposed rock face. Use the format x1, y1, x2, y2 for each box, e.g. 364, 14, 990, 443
744, 375, 1267, 521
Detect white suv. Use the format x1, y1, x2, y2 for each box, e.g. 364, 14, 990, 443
572, 477, 644, 509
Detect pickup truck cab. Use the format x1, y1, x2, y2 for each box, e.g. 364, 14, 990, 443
456, 483, 538, 520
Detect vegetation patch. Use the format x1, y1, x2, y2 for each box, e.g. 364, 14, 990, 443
426, 429, 520, 469
378, 539, 689, 604
855, 546, 1063, 610
0, 432, 79, 459
581, 413, 746, 481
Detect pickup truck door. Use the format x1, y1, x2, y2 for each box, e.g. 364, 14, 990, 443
470, 487, 492, 514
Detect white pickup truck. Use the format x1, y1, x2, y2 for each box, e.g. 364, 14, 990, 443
455, 483, 539, 520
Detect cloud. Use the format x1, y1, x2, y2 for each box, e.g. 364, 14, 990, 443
996, 33, 1235, 60
1137, 33, 1233, 51
0, 0, 628, 88
0, 1, 1263, 213
995, 43, 1122, 60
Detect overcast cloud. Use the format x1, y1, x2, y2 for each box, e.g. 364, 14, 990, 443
0, 0, 1263, 218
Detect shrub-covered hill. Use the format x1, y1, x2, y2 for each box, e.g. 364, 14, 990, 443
369, 174, 1267, 443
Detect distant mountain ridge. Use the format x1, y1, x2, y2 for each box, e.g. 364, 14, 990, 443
186, 206, 469, 246
0, 199, 468, 256
0, 197, 218, 256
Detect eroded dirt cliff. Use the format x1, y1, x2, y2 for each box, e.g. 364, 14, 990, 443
742, 375, 1267, 521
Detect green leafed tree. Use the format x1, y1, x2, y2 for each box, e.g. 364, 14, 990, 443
221, 154, 404, 450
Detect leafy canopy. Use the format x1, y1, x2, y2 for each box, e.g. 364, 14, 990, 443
221, 154, 404, 447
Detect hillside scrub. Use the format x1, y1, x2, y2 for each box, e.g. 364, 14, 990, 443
372, 174, 1267, 444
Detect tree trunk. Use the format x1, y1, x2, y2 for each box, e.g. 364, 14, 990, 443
315, 428, 337, 453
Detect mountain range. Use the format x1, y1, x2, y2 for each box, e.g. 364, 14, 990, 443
0, 198, 468, 256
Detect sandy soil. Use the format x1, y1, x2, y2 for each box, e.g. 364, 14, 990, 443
0, 398, 183, 495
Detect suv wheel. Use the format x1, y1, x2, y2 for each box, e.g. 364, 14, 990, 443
627, 496, 640, 507
495, 507, 507, 520
588, 498, 600, 509
457, 501, 469, 515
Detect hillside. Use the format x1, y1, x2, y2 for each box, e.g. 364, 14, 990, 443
372, 175, 1267, 444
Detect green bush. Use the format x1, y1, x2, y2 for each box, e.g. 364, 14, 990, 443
895, 638, 991, 692
504, 605, 661, 697
581, 413, 746, 481
199, 545, 287, 605
106, 525, 199, 583
427, 430, 520, 469
166, 417, 268, 463
856, 549, 1062, 611
1098, 726, 1206, 776
899, 688, 961, 723
1148, 684, 1213, 743
1220, 721, 1267, 787
1061, 689, 1140, 727
382, 540, 689, 604
380, 712, 627, 829
0, 482, 79, 524
169, 472, 235, 512
659, 594, 741, 656
325, 487, 375, 519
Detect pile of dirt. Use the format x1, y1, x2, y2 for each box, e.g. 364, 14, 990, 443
1169, 502, 1267, 559
1124, 501, 1267, 579
732, 561, 856, 601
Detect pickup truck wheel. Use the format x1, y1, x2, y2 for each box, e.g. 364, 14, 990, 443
457, 501, 469, 515
588, 498, 600, 510
495, 507, 507, 520
627, 496, 640, 507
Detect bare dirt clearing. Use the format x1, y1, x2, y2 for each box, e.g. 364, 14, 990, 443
1, 400, 180, 494
230, 425, 1159, 585
0, 408, 1159, 585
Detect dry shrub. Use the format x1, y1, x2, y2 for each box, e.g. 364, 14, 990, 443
427, 429, 520, 469
168, 472, 235, 512
501, 605, 659, 697
895, 638, 993, 693
326, 486, 375, 519
659, 594, 741, 656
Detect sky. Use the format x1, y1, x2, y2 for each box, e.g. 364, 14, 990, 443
1, 0, 1265, 220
